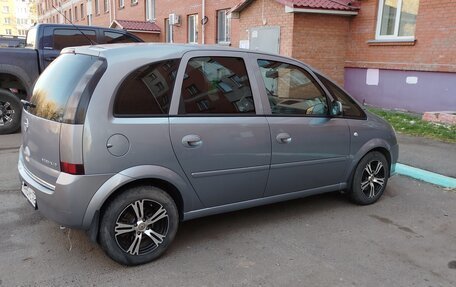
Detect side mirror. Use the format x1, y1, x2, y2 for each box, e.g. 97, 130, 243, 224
331, 101, 343, 116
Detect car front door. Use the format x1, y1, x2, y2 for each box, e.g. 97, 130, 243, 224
169, 51, 271, 208
252, 56, 351, 197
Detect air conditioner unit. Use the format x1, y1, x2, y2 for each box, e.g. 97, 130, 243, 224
169, 13, 180, 25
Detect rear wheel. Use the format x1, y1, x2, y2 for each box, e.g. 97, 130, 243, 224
349, 151, 389, 205
99, 186, 179, 266
0, 89, 22, 134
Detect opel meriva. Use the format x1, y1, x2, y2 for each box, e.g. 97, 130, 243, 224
18, 43, 398, 265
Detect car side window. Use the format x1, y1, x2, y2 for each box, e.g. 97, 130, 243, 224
317, 74, 365, 119
53, 29, 97, 50
103, 31, 139, 44
113, 59, 180, 116
179, 56, 255, 114
257, 59, 328, 116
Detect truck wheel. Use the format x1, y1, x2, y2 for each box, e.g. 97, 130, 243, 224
99, 186, 179, 266
0, 89, 22, 134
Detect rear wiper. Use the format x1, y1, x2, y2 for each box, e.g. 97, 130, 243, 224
21, 99, 36, 110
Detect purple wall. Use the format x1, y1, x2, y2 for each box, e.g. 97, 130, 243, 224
344, 68, 456, 113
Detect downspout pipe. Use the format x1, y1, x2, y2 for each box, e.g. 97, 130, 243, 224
202, 0, 205, 44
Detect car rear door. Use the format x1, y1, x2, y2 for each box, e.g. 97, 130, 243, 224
251, 55, 351, 197
169, 51, 271, 208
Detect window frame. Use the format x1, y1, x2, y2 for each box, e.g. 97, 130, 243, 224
187, 14, 198, 44
145, 0, 155, 21
254, 56, 334, 118
168, 51, 264, 117
112, 59, 181, 118
216, 9, 231, 44
375, 0, 418, 41
316, 73, 367, 120
119, 0, 124, 8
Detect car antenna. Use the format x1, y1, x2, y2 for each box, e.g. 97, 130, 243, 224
52, 5, 98, 45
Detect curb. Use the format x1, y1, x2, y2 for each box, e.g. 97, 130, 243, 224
396, 163, 456, 189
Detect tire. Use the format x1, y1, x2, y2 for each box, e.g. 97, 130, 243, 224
99, 186, 179, 266
0, 89, 22, 135
349, 151, 389, 205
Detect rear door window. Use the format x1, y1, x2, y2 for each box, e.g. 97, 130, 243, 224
179, 57, 255, 114
113, 59, 180, 116
53, 29, 96, 50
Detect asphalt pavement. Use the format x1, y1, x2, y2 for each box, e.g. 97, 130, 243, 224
0, 131, 455, 286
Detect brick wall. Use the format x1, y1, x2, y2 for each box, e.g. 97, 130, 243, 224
292, 13, 350, 85
346, 0, 456, 73
154, 0, 239, 44
238, 0, 294, 56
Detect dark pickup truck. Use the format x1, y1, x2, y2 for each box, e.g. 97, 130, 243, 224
0, 23, 143, 134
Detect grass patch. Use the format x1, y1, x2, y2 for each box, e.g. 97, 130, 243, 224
368, 108, 456, 143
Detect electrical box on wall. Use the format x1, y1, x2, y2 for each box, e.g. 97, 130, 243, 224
169, 14, 181, 26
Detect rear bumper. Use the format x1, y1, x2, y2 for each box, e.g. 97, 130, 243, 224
18, 152, 111, 229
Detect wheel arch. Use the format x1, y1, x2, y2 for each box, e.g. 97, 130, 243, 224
0, 65, 34, 98
346, 139, 393, 190
84, 165, 203, 241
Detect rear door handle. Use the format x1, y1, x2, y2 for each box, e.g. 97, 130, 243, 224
276, 132, 292, 144
182, 135, 202, 148
45, 57, 57, 62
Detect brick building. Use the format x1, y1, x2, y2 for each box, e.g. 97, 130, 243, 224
36, 0, 456, 113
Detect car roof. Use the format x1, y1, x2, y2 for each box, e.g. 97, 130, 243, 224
69, 42, 289, 62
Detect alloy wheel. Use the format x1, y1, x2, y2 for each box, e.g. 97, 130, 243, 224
114, 199, 169, 256
360, 160, 385, 198
0, 100, 14, 126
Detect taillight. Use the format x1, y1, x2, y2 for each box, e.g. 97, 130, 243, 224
60, 161, 85, 175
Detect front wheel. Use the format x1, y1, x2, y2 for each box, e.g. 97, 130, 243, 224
0, 89, 22, 135
99, 186, 179, 266
349, 151, 389, 205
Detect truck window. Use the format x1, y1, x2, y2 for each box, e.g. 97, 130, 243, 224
26, 27, 37, 48
53, 29, 96, 50
103, 31, 140, 44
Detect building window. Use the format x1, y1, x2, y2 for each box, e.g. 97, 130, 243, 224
5, 29, 11, 35
188, 14, 198, 44
64, 10, 67, 22
4, 17, 9, 24
75, 6, 78, 21
376, 0, 419, 40
131, 0, 138, 5
2, 6, 8, 13
95, 0, 100, 15
165, 18, 171, 43
80, 4, 84, 19
217, 9, 231, 44
104, 0, 109, 12
69, 8, 72, 22
119, 0, 124, 8
18, 29, 27, 36
146, 0, 155, 21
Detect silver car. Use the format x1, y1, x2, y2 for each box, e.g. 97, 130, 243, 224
18, 44, 398, 265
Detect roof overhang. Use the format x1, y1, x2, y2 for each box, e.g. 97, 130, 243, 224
110, 20, 161, 34
284, 5, 358, 15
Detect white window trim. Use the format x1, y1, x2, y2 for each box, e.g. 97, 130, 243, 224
188, 14, 198, 44
146, 0, 155, 21
217, 9, 231, 44
119, 0, 124, 8
375, 0, 416, 41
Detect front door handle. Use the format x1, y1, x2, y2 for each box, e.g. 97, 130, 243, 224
45, 57, 57, 62
182, 134, 202, 148
276, 132, 292, 144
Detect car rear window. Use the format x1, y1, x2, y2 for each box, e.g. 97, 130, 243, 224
29, 53, 106, 123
